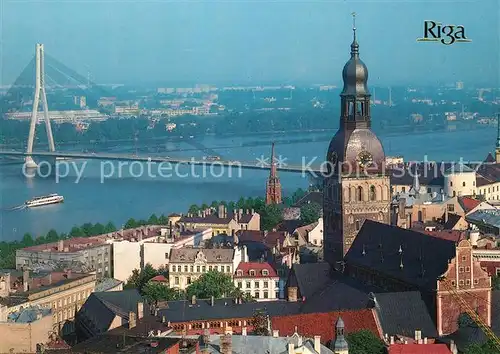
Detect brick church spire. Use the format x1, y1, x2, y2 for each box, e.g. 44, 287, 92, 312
265, 142, 282, 205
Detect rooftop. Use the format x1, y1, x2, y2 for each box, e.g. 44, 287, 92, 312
169, 248, 235, 263
388, 343, 452, 354
62, 335, 183, 353
235, 262, 279, 278
466, 209, 500, 229
5, 305, 51, 323
94, 278, 123, 292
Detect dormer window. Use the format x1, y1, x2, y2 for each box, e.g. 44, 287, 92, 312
216, 255, 221, 261
249, 270, 256, 276
237, 270, 243, 276
180, 255, 185, 261
262, 270, 269, 276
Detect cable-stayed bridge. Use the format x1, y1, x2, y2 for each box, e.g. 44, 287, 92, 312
0, 44, 324, 174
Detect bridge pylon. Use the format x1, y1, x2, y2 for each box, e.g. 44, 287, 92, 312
26, 43, 55, 168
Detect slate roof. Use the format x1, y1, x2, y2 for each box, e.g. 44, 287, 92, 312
444, 162, 475, 174
7, 306, 51, 323
345, 220, 457, 291
442, 213, 464, 230
234, 262, 278, 278
158, 298, 302, 323
371, 291, 438, 339
76, 289, 144, 338
484, 153, 496, 163
388, 343, 452, 354
169, 248, 234, 263
94, 278, 123, 292
63, 335, 182, 353
476, 162, 500, 184
466, 209, 500, 229
389, 163, 449, 187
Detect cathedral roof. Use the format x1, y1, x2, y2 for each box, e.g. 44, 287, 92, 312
345, 220, 456, 291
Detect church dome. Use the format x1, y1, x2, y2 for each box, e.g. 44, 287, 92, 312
341, 38, 369, 96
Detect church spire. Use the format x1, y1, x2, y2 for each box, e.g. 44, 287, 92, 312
350, 12, 359, 57
265, 142, 282, 205
496, 113, 500, 163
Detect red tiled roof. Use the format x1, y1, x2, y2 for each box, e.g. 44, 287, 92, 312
234, 262, 278, 278
150, 275, 168, 282
271, 309, 380, 345
458, 196, 481, 213
388, 344, 452, 354
237, 230, 287, 247
420, 230, 465, 243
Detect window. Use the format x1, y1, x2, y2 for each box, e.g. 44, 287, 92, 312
226, 266, 230, 272
249, 270, 256, 276
254, 292, 260, 298
264, 291, 269, 299
370, 185, 376, 201
466, 279, 470, 285
459, 266, 464, 273
246, 282, 251, 288
216, 255, 222, 261
165, 253, 169, 259
187, 277, 191, 285
276, 281, 279, 288
427, 188, 431, 193
357, 186, 363, 202
450, 181, 453, 187
453, 191, 456, 197
462, 256, 466, 261
202, 266, 206, 272
474, 279, 479, 285
462, 181, 466, 187
465, 266, 470, 272
451, 280, 456, 286
263, 281, 269, 288
262, 270, 269, 276
237, 282, 242, 288
355, 220, 360, 231
174, 277, 179, 285
237, 270, 243, 276
190, 265, 194, 272
402, 187, 406, 193
447, 204, 455, 212
254, 281, 260, 288
459, 280, 464, 286
197, 266, 200, 272
209, 266, 213, 271
184, 265, 188, 272
276, 292, 280, 298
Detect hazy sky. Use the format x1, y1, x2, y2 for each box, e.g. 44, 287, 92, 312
2, 0, 499, 86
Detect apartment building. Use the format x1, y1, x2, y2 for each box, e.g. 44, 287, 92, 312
177, 205, 260, 236
233, 262, 280, 300
169, 246, 248, 290
0, 269, 96, 336
113, 227, 213, 283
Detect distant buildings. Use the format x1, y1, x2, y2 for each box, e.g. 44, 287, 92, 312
5, 110, 109, 124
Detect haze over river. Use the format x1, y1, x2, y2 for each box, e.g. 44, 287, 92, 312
0, 126, 495, 241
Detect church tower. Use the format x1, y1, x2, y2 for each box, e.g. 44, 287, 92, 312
323, 14, 391, 267
266, 142, 282, 204
331, 317, 349, 354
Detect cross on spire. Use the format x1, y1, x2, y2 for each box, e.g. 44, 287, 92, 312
352, 12, 356, 37
350, 12, 359, 56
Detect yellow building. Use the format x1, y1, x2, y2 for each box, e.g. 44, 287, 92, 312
0, 269, 96, 336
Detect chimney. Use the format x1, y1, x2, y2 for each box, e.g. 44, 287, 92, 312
450, 340, 458, 354
191, 295, 196, 305
398, 198, 406, 218
445, 205, 449, 223
211, 296, 214, 306
220, 333, 232, 354
251, 208, 255, 215
23, 268, 29, 292
390, 336, 395, 345
242, 327, 247, 336
129, 311, 136, 329
58, 239, 64, 251
218, 205, 225, 219
423, 337, 428, 344
137, 302, 144, 319
66, 269, 72, 279
47, 273, 52, 285
314, 336, 321, 353
273, 330, 279, 338
238, 209, 243, 221
288, 343, 295, 354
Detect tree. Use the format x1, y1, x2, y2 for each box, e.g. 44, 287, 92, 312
125, 218, 138, 229
46, 229, 59, 242
81, 223, 95, 236
300, 202, 322, 226
142, 282, 182, 303
21, 233, 34, 247
465, 340, 499, 354
104, 222, 117, 233
188, 205, 199, 214
92, 223, 106, 235
252, 309, 269, 336
69, 226, 84, 237
158, 214, 169, 225
345, 330, 385, 354
210, 201, 219, 208
186, 271, 237, 299
260, 204, 283, 231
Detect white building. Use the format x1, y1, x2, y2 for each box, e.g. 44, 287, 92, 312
444, 163, 477, 198
5, 110, 109, 124
292, 218, 323, 247
233, 262, 280, 301
169, 246, 248, 290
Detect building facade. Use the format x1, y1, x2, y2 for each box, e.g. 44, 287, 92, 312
169, 247, 248, 290
323, 24, 391, 266
233, 262, 280, 300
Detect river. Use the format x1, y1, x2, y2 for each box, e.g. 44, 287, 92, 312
0, 125, 496, 241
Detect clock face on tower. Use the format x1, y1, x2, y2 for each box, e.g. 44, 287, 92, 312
356, 150, 373, 168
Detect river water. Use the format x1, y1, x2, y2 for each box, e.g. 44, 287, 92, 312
0, 125, 495, 241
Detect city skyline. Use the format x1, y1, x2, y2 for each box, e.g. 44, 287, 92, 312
2, 0, 498, 86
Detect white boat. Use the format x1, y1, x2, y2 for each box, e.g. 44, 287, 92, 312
25, 194, 64, 208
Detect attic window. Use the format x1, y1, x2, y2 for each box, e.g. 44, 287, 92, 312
216, 255, 222, 261
262, 270, 269, 276
180, 255, 185, 261
237, 270, 243, 276
249, 270, 256, 276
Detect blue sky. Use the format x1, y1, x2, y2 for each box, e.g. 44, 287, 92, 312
2, 0, 498, 86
